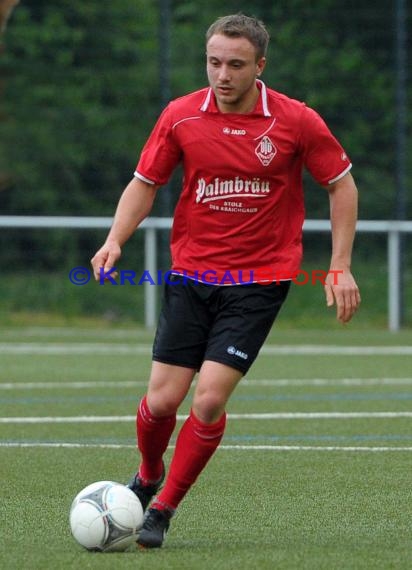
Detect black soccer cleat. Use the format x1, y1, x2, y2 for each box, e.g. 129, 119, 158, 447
127, 463, 165, 511
137, 507, 172, 548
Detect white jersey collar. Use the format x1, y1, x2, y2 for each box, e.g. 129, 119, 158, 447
200, 79, 271, 117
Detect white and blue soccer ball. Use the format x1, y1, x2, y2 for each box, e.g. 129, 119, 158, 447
69, 481, 144, 552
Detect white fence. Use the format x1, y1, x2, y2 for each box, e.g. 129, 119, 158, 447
1, 216, 411, 331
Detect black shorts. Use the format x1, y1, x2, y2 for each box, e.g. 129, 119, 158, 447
152, 275, 290, 375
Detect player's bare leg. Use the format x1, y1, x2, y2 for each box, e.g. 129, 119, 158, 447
146, 361, 197, 416
138, 361, 242, 548
192, 360, 243, 422
128, 362, 195, 510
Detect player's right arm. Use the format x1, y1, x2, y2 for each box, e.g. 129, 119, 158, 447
91, 177, 159, 281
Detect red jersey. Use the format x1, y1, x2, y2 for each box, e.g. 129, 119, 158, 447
135, 80, 352, 283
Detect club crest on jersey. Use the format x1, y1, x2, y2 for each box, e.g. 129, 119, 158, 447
255, 136, 277, 166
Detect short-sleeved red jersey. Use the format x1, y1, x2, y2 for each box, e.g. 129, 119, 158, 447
135, 80, 352, 283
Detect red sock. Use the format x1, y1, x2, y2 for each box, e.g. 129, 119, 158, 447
136, 396, 176, 483
153, 409, 226, 510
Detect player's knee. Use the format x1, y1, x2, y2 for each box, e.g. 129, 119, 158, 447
192, 392, 225, 424
146, 389, 180, 417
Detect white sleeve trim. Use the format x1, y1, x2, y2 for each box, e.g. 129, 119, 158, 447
134, 171, 156, 185
328, 163, 352, 185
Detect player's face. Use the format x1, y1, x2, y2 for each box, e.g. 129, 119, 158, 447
206, 34, 266, 114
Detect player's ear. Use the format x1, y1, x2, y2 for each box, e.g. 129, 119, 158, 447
256, 57, 266, 77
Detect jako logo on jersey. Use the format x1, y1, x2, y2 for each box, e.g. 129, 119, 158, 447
255, 135, 277, 166
195, 176, 270, 203
222, 127, 247, 136
227, 346, 248, 360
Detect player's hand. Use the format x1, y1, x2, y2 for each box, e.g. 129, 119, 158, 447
324, 268, 360, 323
90, 242, 122, 282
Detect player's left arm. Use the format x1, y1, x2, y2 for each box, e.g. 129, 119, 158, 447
325, 171, 361, 323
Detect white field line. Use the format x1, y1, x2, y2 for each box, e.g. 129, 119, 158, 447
261, 346, 412, 355
243, 378, 412, 386
219, 445, 412, 452
0, 381, 148, 390
0, 343, 152, 355
1, 378, 411, 390
0, 328, 145, 339
1, 412, 412, 424
0, 441, 411, 452
1, 343, 412, 355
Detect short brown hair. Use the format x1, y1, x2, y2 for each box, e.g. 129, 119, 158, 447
206, 14, 270, 60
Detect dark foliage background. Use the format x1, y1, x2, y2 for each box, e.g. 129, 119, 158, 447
0, 0, 410, 270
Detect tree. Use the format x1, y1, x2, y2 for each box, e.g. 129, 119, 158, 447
0, 0, 159, 268
0, 0, 409, 270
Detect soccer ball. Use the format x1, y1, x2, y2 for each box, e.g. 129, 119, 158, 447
69, 480, 144, 552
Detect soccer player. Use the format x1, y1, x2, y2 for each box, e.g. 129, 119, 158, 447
91, 14, 361, 548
